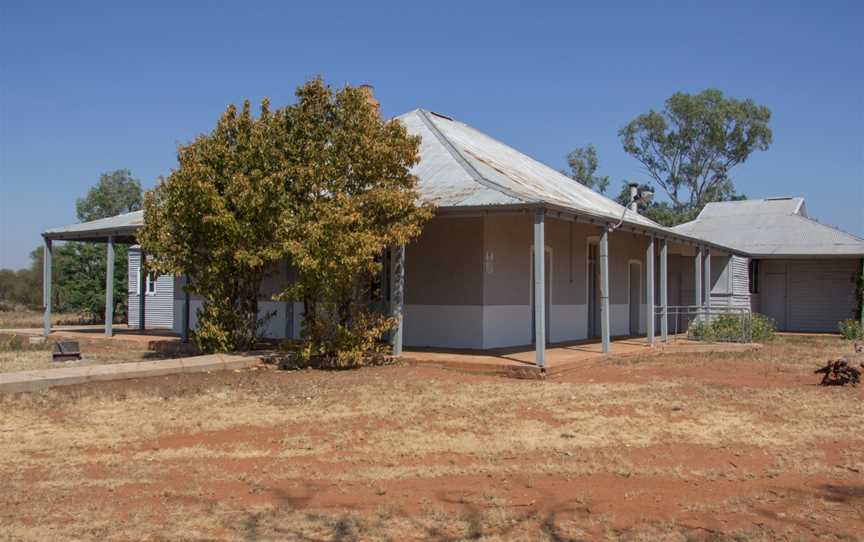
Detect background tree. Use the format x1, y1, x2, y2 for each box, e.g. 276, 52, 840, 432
619, 89, 771, 217
277, 79, 433, 367
56, 170, 143, 321
76, 169, 143, 221
564, 144, 609, 194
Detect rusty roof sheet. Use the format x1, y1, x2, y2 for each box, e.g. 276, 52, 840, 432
397, 109, 661, 228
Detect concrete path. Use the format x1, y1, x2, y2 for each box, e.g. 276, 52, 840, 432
0, 353, 262, 394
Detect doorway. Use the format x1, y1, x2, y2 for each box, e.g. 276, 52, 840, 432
530, 248, 551, 344
763, 271, 787, 330
629, 261, 641, 335
588, 243, 600, 338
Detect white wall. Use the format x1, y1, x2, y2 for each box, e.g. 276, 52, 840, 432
404, 305, 483, 349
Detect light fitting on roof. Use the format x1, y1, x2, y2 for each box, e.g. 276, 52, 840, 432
612, 184, 653, 231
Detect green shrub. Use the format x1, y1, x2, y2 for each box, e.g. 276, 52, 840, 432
748, 313, 776, 342
687, 313, 774, 343
838, 319, 863, 341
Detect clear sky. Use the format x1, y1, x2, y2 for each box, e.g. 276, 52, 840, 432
1, 1, 862, 269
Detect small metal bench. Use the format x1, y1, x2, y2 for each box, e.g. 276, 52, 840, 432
52, 341, 82, 362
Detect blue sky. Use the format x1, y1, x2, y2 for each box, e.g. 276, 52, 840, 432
1, 0, 862, 269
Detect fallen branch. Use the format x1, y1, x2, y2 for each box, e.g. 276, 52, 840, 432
815, 359, 861, 386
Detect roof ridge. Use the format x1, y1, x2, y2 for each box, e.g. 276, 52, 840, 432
415, 109, 536, 206
427, 110, 645, 218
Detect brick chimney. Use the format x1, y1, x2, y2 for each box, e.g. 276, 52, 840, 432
358, 84, 380, 115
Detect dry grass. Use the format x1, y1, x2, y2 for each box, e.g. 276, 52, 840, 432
0, 309, 94, 330
0, 335, 862, 541
0, 334, 164, 374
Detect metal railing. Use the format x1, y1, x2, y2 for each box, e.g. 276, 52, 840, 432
655, 305, 755, 344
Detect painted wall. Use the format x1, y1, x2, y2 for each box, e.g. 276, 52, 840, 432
168, 259, 302, 340
404, 215, 484, 349
139, 211, 690, 349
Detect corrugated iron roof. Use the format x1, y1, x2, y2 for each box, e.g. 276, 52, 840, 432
43, 210, 143, 241
674, 198, 864, 257
696, 197, 807, 219
398, 109, 660, 228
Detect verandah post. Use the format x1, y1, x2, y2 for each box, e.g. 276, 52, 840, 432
139, 249, 146, 331
600, 227, 610, 354
704, 247, 712, 316
390, 245, 405, 356
43, 237, 53, 337
533, 210, 546, 368
646, 235, 655, 345
660, 239, 669, 342
105, 236, 114, 337
694, 246, 703, 321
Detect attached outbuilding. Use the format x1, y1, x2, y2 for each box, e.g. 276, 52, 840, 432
674, 198, 864, 332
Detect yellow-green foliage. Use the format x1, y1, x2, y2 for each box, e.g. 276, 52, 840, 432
141, 79, 432, 357
277, 81, 434, 367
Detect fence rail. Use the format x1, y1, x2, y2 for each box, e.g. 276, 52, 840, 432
655, 305, 755, 343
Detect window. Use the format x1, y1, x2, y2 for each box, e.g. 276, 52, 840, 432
145, 271, 157, 295
748, 259, 760, 294
136, 267, 157, 295
710, 255, 732, 295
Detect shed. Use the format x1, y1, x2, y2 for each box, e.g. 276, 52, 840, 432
674, 198, 864, 332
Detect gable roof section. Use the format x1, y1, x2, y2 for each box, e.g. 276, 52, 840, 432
397, 109, 659, 228
674, 199, 864, 257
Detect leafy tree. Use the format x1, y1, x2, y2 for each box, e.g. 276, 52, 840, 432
55, 170, 143, 321
141, 79, 432, 360
277, 79, 433, 367
619, 89, 771, 213
564, 144, 609, 194
140, 100, 286, 352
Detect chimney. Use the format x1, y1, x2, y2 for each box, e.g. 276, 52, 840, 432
358, 84, 380, 115
628, 182, 639, 213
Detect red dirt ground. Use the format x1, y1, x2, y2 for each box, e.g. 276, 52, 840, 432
1, 336, 862, 541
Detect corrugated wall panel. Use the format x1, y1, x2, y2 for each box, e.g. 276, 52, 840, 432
127, 248, 174, 329
787, 259, 859, 332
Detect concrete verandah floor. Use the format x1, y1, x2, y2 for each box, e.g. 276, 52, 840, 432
403, 336, 759, 378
